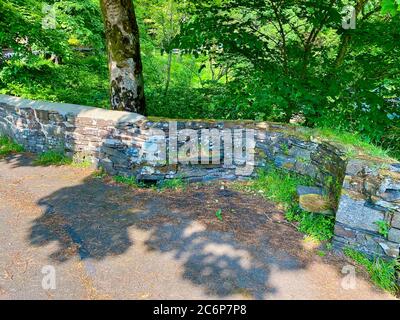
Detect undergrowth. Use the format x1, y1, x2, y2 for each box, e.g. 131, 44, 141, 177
70, 158, 93, 168
157, 178, 186, 191
312, 127, 394, 160
34, 151, 72, 166
113, 175, 145, 188
285, 205, 335, 241
236, 166, 335, 242
0, 135, 24, 157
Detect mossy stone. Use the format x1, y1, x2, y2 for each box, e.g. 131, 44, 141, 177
299, 194, 333, 215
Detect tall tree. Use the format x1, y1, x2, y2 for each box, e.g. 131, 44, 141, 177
100, 0, 146, 114
138, 0, 183, 95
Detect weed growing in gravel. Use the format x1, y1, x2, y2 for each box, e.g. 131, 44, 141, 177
236, 166, 335, 241
34, 151, 72, 166
344, 248, 399, 294
0, 135, 24, 157
215, 209, 223, 221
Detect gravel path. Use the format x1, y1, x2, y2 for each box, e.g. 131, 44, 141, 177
0, 154, 395, 300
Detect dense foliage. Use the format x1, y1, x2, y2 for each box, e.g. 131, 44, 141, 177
0, 0, 399, 157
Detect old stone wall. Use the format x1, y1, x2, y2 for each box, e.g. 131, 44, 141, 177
333, 158, 400, 258
0, 94, 399, 260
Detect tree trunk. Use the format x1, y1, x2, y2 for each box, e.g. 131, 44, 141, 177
334, 0, 369, 68
100, 0, 146, 114
164, 50, 172, 96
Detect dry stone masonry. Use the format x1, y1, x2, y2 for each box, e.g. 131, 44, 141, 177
0, 94, 399, 260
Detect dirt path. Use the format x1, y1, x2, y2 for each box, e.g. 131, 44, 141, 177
0, 154, 395, 300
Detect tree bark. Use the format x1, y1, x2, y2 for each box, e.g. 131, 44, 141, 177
100, 0, 146, 114
334, 0, 370, 68
164, 50, 172, 96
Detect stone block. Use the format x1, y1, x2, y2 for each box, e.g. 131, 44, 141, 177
388, 228, 400, 243
345, 159, 369, 176
274, 155, 296, 170
381, 189, 400, 202
391, 212, 400, 229
98, 158, 115, 175
389, 163, 400, 172
297, 185, 333, 215
334, 223, 356, 239
49, 112, 65, 123
297, 186, 324, 196
34, 109, 49, 123
336, 194, 385, 233
378, 241, 400, 258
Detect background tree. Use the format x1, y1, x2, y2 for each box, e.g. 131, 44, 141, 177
138, 0, 183, 95
0, 0, 399, 157
100, 0, 145, 113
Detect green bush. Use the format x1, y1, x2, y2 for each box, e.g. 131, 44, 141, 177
248, 167, 313, 209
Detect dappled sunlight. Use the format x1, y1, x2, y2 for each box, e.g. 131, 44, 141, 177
0, 153, 395, 299
21, 167, 313, 298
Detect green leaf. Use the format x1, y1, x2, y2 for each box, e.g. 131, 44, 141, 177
215, 209, 223, 221
381, 0, 399, 15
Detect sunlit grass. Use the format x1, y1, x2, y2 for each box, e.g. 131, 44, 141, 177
311, 127, 393, 160
234, 166, 335, 241
344, 247, 399, 294
0, 135, 24, 157
157, 178, 186, 191
34, 150, 72, 166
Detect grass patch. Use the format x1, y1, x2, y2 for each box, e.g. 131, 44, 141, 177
312, 127, 393, 160
0, 135, 24, 157
113, 175, 144, 188
244, 166, 313, 206
285, 205, 335, 241
92, 167, 107, 179
70, 159, 93, 168
235, 166, 335, 241
157, 178, 186, 190
34, 151, 72, 166
344, 247, 399, 294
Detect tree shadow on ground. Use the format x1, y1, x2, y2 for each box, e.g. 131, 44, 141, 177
25, 170, 311, 299
2, 153, 312, 299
